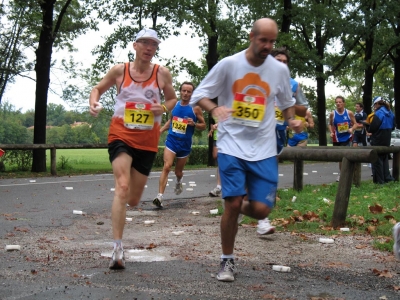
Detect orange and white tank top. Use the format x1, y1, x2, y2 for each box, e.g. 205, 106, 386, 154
108, 63, 162, 152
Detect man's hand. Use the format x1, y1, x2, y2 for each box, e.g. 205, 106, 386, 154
150, 102, 165, 116
211, 106, 234, 122
288, 119, 303, 133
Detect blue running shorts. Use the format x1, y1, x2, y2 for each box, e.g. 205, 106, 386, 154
165, 136, 192, 158
217, 153, 278, 208
288, 132, 308, 147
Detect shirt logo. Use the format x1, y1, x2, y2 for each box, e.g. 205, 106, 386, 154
145, 90, 155, 99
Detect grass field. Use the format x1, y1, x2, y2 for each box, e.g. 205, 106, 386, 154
50, 148, 112, 172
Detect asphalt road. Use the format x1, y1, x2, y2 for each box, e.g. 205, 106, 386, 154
0, 161, 376, 236
1, 162, 399, 300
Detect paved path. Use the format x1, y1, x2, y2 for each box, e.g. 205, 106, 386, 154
1, 162, 399, 299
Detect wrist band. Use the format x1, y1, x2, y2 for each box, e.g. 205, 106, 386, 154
162, 104, 168, 112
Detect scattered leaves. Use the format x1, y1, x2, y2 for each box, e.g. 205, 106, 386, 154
372, 269, 394, 278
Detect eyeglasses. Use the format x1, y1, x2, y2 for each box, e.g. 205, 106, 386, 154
136, 39, 158, 48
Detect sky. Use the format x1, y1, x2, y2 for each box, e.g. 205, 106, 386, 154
4, 23, 341, 113
3, 24, 203, 112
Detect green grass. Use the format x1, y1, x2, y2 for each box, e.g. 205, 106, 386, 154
215, 182, 400, 253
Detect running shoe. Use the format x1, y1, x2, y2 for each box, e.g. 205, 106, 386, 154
216, 258, 236, 282
174, 182, 183, 195
393, 222, 400, 260
109, 246, 125, 269
257, 218, 275, 235
153, 193, 163, 208
209, 186, 221, 197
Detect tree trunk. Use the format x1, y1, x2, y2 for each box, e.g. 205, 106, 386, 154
362, 32, 375, 116
206, 0, 219, 166
281, 0, 292, 34
315, 24, 327, 146
32, 0, 56, 172
394, 17, 400, 129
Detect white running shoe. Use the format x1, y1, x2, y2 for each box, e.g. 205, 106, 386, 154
257, 218, 275, 235
153, 193, 163, 208
109, 246, 125, 269
174, 182, 183, 195
209, 186, 221, 197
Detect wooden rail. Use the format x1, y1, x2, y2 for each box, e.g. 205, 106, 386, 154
279, 146, 400, 227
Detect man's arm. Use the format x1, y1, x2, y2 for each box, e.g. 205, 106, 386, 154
193, 106, 206, 131
348, 111, 358, 133
89, 64, 123, 116
159, 66, 177, 112
328, 111, 335, 138
306, 110, 314, 129
282, 106, 303, 133
293, 84, 308, 117
160, 118, 171, 133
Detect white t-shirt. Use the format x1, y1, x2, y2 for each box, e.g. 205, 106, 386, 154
190, 50, 294, 161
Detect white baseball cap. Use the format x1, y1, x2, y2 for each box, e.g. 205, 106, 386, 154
372, 96, 383, 107
135, 28, 161, 44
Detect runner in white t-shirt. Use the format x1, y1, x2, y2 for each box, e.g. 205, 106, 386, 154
189, 18, 303, 282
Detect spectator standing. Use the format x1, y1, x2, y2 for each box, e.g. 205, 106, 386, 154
368, 96, 395, 184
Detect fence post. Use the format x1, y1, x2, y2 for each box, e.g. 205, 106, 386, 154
332, 157, 355, 228
393, 151, 400, 181
293, 159, 304, 191
352, 162, 361, 187
51, 147, 57, 176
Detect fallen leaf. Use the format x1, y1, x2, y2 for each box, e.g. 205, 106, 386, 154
14, 227, 29, 232
372, 269, 394, 278
369, 203, 383, 214
355, 245, 368, 249
146, 243, 157, 250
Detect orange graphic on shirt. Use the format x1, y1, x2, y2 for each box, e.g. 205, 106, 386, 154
231, 73, 271, 98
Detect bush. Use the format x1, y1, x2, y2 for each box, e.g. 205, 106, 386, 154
57, 155, 73, 170
4, 150, 33, 171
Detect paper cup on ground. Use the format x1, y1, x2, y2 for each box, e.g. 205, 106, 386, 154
126, 217, 132, 222
144, 220, 155, 225
340, 228, 350, 231
172, 231, 184, 236
272, 265, 291, 272
192, 211, 200, 215
5, 245, 21, 251
319, 238, 334, 244
73, 210, 83, 215
210, 209, 218, 215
